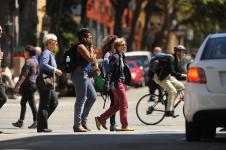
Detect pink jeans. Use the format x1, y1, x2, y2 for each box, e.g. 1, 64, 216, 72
98, 80, 128, 128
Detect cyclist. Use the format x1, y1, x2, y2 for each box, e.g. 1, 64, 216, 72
152, 45, 187, 118
172, 45, 187, 80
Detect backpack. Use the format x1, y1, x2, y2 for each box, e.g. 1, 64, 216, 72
62, 43, 78, 73
95, 51, 112, 94
149, 54, 171, 79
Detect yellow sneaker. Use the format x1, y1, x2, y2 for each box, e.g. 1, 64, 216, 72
121, 127, 135, 131
95, 117, 102, 130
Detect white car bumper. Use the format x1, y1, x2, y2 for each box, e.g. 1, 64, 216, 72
184, 83, 226, 122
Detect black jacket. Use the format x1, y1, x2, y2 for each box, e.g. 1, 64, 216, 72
172, 54, 186, 80
155, 54, 182, 81
105, 52, 131, 88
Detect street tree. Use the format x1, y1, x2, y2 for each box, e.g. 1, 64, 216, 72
18, 0, 38, 46
127, 0, 145, 51
80, 0, 88, 27
46, 0, 79, 63
111, 0, 131, 36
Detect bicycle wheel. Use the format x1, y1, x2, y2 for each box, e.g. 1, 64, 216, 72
136, 94, 166, 125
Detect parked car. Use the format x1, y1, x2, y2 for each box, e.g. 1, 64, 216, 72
184, 33, 226, 141
125, 51, 151, 85
127, 60, 145, 87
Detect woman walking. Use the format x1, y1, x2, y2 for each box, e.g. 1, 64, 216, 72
36, 33, 62, 133
101, 35, 118, 131
12, 45, 39, 129
95, 38, 134, 131
72, 28, 97, 132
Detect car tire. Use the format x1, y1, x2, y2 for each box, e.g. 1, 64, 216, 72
185, 120, 201, 141
202, 126, 216, 139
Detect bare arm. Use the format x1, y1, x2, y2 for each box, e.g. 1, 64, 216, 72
15, 75, 26, 93
77, 44, 95, 63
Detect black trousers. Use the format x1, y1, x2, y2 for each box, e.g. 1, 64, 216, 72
0, 85, 7, 109
148, 79, 161, 95
37, 89, 58, 131
19, 83, 37, 122
109, 91, 115, 126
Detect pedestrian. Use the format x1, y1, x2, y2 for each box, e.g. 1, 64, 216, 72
72, 28, 97, 132
36, 33, 62, 133
95, 38, 134, 131
1, 61, 17, 99
33, 46, 42, 64
148, 46, 164, 100
0, 25, 8, 134
152, 52, 186, 117
101, 35, 118, 131
12, 45, 39, 129
172, 45, 187, 80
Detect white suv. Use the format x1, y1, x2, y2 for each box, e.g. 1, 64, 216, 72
184, 33, 226, 141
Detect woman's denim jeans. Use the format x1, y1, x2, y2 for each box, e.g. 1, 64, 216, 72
72, 70, 96, 127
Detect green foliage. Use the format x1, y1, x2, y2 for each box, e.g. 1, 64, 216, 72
60, 1, 80, 48
179, 0, 226, 48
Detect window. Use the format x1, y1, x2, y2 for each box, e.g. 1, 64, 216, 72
201, 37, 226, 60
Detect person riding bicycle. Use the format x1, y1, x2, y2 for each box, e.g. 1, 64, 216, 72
172, 45, 187, 80
152, 46, 187, 118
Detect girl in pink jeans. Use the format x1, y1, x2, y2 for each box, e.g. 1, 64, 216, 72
95, 38, 134, 131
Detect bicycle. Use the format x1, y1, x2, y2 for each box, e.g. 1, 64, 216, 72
136, 88, 184, 125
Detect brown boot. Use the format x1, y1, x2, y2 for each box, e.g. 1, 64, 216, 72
73, 125, 88, 132
81, 123, 91, 131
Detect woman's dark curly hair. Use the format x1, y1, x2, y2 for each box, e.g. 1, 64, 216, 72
102, 35, 118, 57
25, 45, 36, 56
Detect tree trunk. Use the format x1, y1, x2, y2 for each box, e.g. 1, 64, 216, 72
154, 0, 170, 51
80, 0, 88, 27
154, 0, 180, 52
141, 0, 155, 50
0, 0, 15, 67
18, 0, 37, 46
127, 0, 144, 51
46, 0, 64, 64
111, 0, 130, 36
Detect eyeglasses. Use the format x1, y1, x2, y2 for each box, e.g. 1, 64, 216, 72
119, 43, 126, 46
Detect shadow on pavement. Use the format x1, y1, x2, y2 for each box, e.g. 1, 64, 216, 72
0, 133, 226, 150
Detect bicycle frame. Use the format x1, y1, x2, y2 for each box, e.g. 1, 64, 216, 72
136, 88, 185, 125
174, 89, 184, 109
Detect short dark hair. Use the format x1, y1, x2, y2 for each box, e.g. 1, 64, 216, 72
25, 45, 36, 56
77, 28, 91, 41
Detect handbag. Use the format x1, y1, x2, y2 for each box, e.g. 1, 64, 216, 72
42, 73, 54, 89
36, 73, 54, 91
89, 62, 101, 78
36, 54, 55, 91
95, 73, 105, 92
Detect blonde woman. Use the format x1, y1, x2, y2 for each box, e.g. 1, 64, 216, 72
95, 38, 134, 131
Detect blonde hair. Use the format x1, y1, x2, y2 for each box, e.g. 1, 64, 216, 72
113, 38, 126, 50
43, 33, 57, 46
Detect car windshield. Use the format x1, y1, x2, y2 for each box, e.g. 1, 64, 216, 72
128, 63, 135, 68
201, 37, 226, 60
126, 56, 149, 67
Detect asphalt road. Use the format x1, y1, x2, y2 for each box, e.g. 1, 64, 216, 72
0, 87, 225, 150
